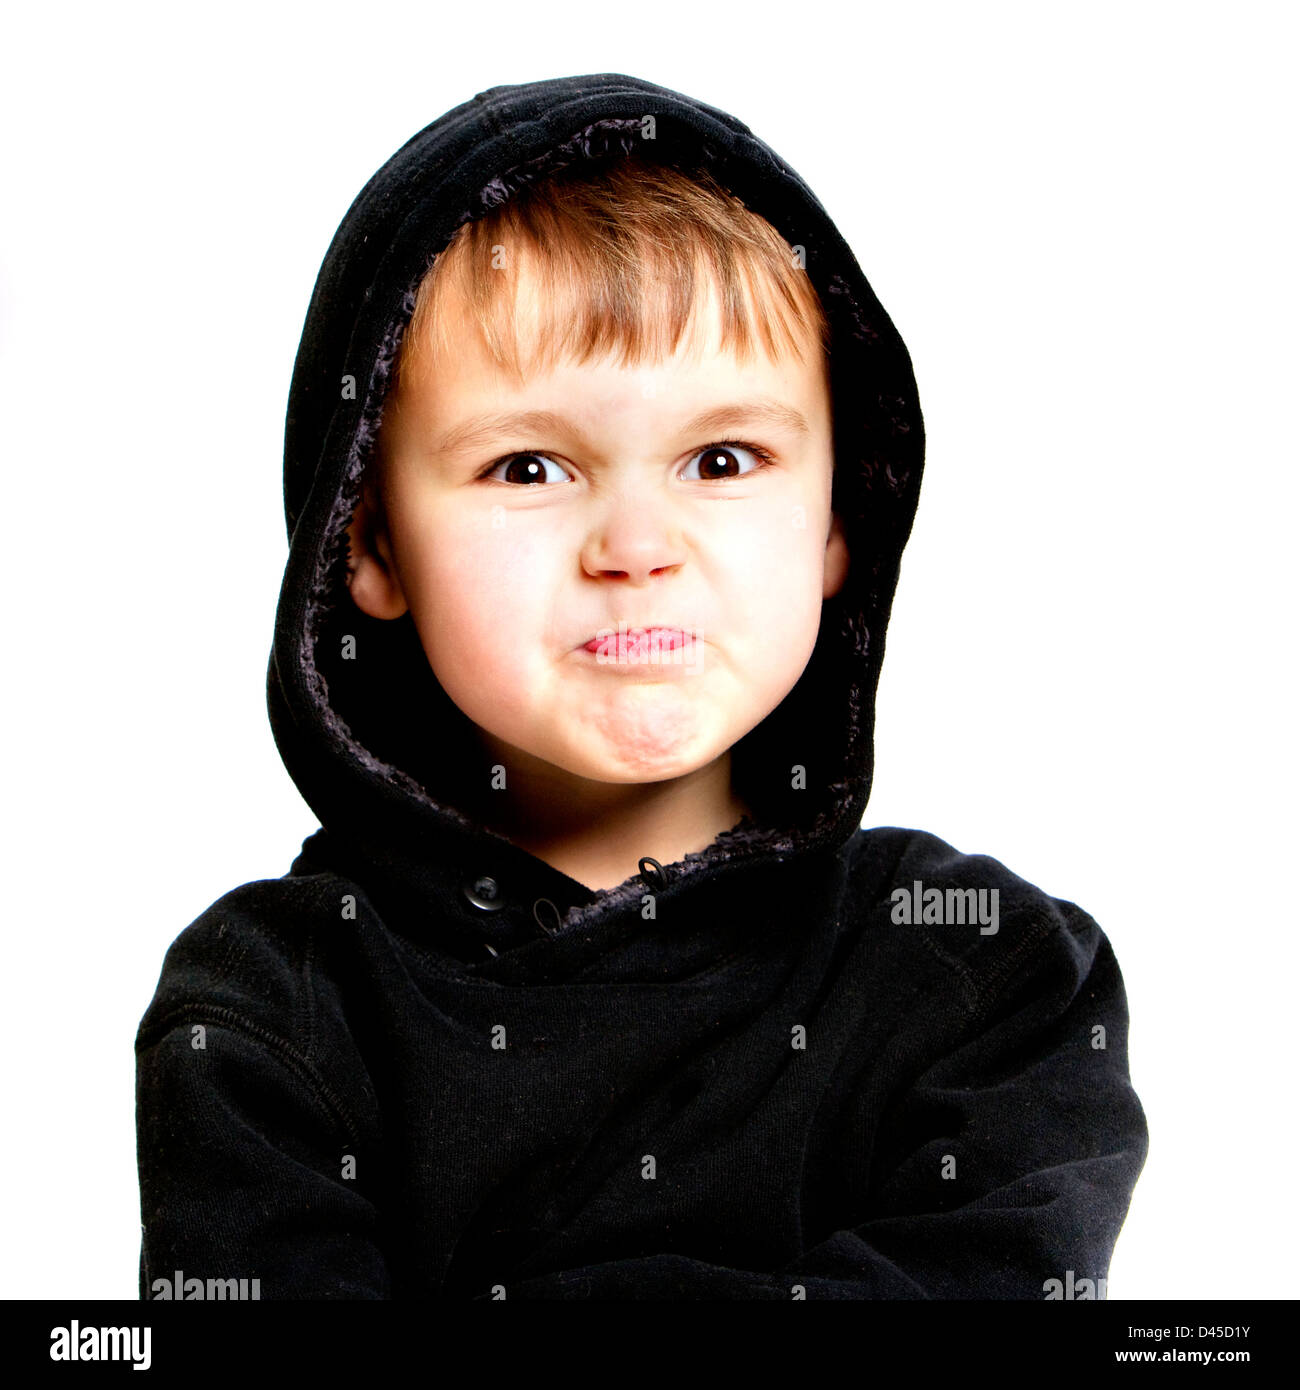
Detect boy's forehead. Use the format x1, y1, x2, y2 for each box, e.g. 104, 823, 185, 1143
398, 343, 831, 465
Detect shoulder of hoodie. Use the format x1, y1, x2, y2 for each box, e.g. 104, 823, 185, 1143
134, 866, 369, 1063
844, 824, 1118, 1021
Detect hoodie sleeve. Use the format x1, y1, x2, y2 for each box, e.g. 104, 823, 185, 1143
492, 904, 1148, 1301
136, 1014, 391, 1300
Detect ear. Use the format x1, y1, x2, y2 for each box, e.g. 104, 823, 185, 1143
822, 511, 849, 599
346, 475, 409, 620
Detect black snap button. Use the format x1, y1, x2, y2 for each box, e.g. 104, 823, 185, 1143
461, 874, 505, 912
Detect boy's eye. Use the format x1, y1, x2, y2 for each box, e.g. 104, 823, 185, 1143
680, 441, 773, 481
482, 441, 774, 486
482, 453, 572, 486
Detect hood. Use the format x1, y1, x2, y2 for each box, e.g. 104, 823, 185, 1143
268, 72, 925, 951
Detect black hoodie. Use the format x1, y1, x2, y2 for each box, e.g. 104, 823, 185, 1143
134, 72, 1148, 1300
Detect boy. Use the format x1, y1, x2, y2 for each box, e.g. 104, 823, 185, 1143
135, 72, 1148, 1299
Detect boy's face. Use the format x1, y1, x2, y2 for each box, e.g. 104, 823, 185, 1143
348, 270, 848, 791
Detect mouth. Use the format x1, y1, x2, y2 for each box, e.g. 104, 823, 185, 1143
578, 627, 698, 664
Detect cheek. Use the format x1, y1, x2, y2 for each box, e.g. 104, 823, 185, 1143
398, 513, 557, 696
720, 504, 829, 648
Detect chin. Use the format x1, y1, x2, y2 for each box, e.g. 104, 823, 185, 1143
545, 739, 720, 787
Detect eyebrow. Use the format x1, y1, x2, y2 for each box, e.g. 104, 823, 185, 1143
433, 398, 812, 459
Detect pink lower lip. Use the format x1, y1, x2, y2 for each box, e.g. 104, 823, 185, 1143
582, 628, 691, 654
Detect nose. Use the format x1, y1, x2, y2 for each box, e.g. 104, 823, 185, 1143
579, 487, 686, 584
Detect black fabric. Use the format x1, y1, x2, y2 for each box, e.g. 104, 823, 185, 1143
135, 72, 1148, 1299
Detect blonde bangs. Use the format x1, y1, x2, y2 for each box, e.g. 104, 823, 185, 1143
397, 157, 829, 387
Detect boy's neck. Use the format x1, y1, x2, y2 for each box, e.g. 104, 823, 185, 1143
467, 735, 751, 893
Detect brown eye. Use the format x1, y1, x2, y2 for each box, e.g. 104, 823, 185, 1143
682, 442, 771, 481
484, 453, 570, 485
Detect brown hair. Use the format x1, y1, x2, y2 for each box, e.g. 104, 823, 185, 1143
395, 155, 830, 386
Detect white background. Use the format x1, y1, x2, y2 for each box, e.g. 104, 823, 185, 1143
2, 0, 1295, 1300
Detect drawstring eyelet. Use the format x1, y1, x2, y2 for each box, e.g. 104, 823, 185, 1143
638, 857, 667, 892
532, 897, 562, 937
